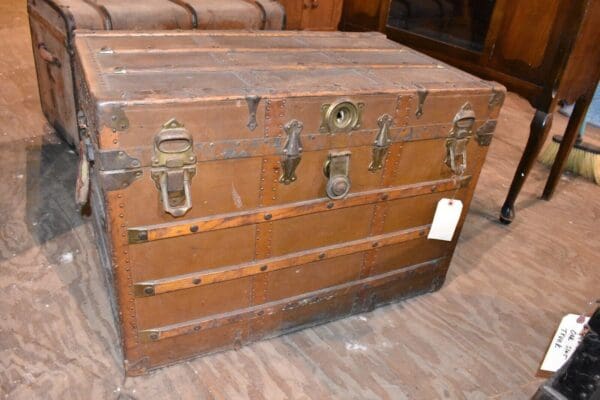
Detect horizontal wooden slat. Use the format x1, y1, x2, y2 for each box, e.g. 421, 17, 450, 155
98, 47, 410, 55
127, 176, 471, 244
134, 225, 432, 297
76, 30, 393, 38
105, 64, 441, 75
138, 257, 446, 342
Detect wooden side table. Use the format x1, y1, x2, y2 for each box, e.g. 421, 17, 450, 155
341, 0, 600, 224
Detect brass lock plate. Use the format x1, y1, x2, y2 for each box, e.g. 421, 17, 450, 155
323, 151, 351, 200
319, 99, 364, 134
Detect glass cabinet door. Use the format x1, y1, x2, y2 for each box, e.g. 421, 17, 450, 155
386, 0, 496, 52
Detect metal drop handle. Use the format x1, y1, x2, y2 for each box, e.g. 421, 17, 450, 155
151, 119, 196, 217
445, 103, 475, 176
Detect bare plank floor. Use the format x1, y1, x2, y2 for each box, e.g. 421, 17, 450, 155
1, 1, 599, 399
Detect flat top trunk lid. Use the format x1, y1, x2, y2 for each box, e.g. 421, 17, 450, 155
74, 31, 504, 165
75, 31, 492, 103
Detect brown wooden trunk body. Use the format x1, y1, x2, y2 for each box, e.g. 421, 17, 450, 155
27, 0, 285, 147
74, 30, 505, 376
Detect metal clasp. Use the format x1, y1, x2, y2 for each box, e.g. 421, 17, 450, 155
369, 114, 393, 172
151, 119, 196, 217
280, 120, 304, 184
323, 151, 351, 200
445, 103, 475, 176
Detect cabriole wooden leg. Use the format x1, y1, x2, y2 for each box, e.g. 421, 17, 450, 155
541, 95, 592, 200
500, 110, 553, 224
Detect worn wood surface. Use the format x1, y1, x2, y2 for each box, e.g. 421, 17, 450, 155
1, 1, 599, 398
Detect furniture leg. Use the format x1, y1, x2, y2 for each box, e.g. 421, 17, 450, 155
541, 95, 593, 200
500, 110, 553, 224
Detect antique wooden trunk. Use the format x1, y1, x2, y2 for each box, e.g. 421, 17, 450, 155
27, 0, 285, 147
74, 30, 505, 375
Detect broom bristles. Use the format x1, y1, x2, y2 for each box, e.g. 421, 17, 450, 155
539, 141, 600, 185
539, 141, 560, 168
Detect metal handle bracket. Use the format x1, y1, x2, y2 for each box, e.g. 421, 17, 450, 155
445, 103, 475, 175
151, 119, 196, 217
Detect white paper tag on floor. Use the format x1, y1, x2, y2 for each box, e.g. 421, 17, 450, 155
540, 314, 589, 372
427, 198, 463, 241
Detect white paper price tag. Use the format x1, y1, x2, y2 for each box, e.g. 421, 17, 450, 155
427, 198, 463, 242
540, 314, 589, 372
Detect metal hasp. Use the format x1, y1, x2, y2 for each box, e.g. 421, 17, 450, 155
319, 99, 364, 134
245, 95, 261, 131
323, 151, 352, 200
151, 119, 196, 217
369, 114, 393, 172
445, 103, 475, 175
415, 86, 428, 118
279, 119, 304, 184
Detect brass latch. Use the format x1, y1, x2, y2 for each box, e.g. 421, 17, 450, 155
445, 103, 475, 175
323, 151, 351, 200
369, 114, 393, 172
151, 119, 196, 217
280, 120, 304, 185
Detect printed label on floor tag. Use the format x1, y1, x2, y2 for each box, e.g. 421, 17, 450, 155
540, 314, 589, 372
427, 198, 463, 241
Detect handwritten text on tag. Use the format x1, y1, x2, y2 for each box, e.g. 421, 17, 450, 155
540, 314, 589, 372
428, 199, 463, 242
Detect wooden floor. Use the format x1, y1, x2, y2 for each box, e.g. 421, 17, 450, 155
1, 2, 599, 399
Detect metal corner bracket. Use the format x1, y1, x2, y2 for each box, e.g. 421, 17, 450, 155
95, 148, 143, 191
476, 120, 497, 146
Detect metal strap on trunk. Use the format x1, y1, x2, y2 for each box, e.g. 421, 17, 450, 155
241, 0, 268, 29
81, 0, 113, 30
166, 0, 199, 29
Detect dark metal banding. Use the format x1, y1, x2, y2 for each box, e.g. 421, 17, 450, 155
82, 0, 113, 30
166, 0, 199, 29
247, 0, 268, 30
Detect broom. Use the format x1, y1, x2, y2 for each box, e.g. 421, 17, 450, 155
539, 133, 600, 185
539, 89, 600, 185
